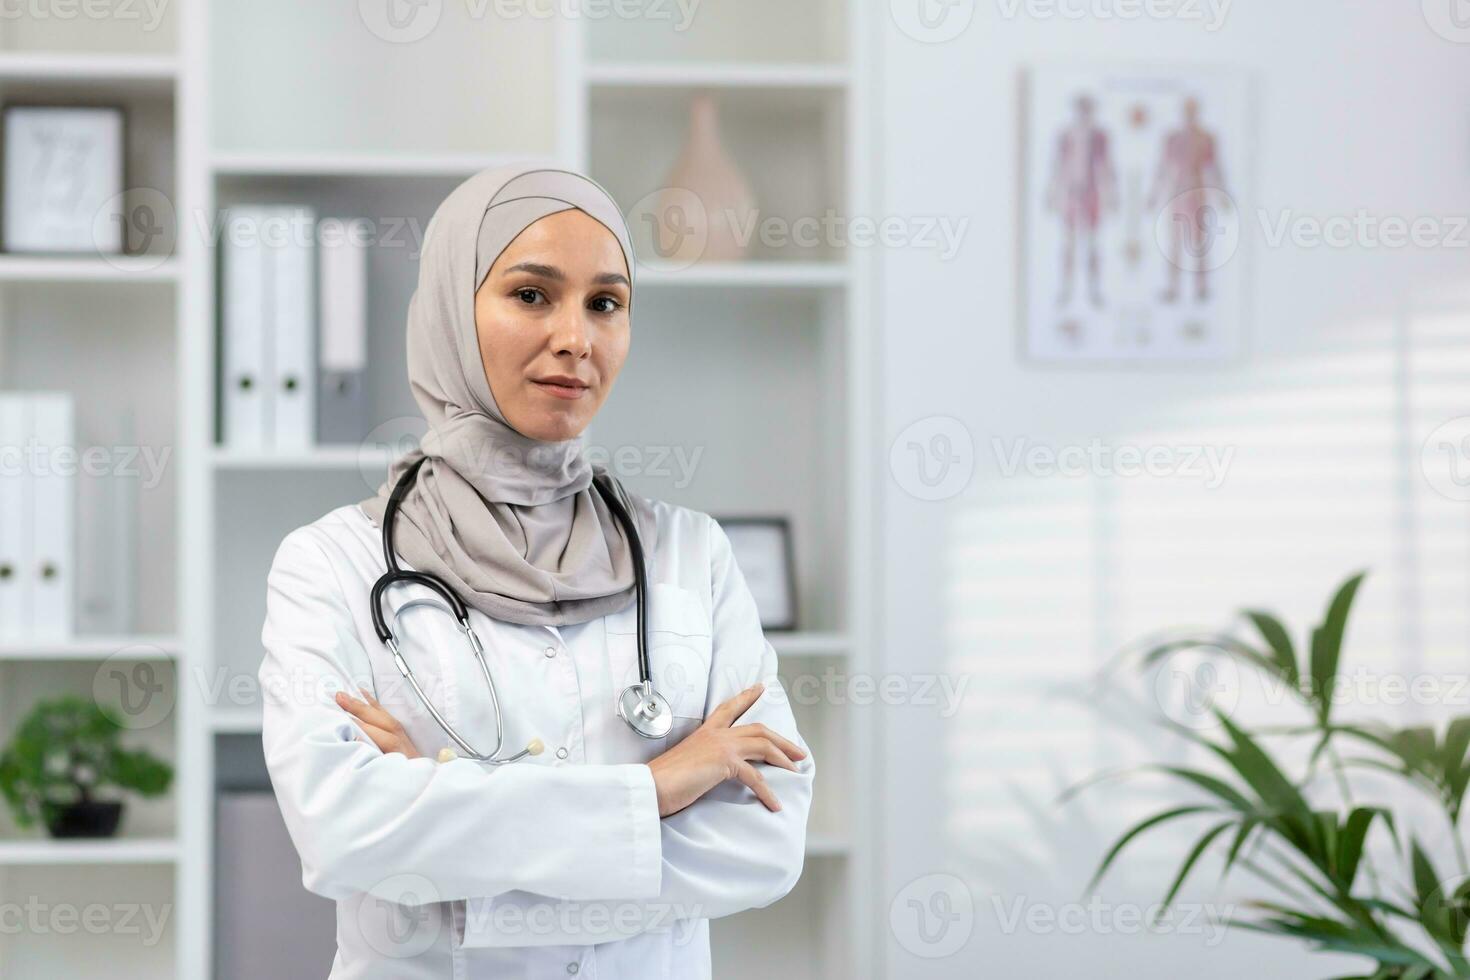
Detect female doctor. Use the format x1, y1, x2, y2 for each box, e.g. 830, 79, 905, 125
257, 165, 814, 979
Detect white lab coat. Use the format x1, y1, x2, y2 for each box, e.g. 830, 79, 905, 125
257, 495, 814, 979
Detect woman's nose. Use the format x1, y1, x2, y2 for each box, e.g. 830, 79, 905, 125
549, 309, 593, 358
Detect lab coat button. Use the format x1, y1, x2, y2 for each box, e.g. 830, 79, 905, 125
544, 646, 557, 658
566, 963, 579, 975
555, 747, 569, 760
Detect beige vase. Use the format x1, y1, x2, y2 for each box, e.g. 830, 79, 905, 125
647, 93, 758, 266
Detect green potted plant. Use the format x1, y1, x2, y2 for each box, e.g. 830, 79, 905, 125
1074, 572, 1470, 978
0, 695, 173, 839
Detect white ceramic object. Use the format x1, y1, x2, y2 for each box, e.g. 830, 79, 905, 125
646, 93, 758, 266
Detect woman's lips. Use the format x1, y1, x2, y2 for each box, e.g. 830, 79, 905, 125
531, 379, 589, 400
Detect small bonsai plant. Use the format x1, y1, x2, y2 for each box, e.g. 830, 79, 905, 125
1074, 572, 1470, 978
0, 695, 173, 838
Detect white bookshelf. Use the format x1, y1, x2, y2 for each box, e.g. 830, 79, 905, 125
0, 5, 184, 974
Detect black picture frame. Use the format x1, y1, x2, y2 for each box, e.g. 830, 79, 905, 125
1, 101, 128, 256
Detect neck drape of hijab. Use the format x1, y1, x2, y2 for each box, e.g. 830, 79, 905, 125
358, 165, 655, 627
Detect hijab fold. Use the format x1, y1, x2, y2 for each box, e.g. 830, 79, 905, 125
359, 165, 654, 627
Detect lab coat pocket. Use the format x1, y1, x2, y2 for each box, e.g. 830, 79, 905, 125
606, 582, 712, 731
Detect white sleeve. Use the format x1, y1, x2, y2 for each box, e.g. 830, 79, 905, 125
459, 515, 814, 948
258, 526, 664, 905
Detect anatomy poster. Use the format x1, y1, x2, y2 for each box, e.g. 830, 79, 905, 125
1022, 66, 1250, 363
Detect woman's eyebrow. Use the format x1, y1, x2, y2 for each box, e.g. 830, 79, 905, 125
503, 261, 630, 288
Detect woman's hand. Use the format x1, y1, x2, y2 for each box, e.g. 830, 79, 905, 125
335, 687, 423, 760
645, 682, 807, 818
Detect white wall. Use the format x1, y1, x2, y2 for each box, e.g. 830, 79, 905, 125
875, 2, 1470, 976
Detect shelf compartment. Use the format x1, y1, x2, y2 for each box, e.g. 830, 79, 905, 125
211, 172, 462, 449
0, 659, 178, 840
0, 10, 177, 57
209, 0, 556, 157
210, 469, 380, 684
0, 79, 176, 261
0, 863, 175, 979
0, 283, 179, 635
710, 856, 848, 979
584, 0, 846, 66
591, 288, 849, 631
590, 85, 845, 265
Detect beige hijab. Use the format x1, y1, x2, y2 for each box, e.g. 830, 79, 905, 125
359, 165, 654, 627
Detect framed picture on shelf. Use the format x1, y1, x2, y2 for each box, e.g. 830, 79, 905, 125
1021, 65, 1251, 364
1, 103, 126, 255
715, 516, 797, 632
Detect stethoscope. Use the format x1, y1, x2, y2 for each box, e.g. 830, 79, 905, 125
369, 455, 673, 765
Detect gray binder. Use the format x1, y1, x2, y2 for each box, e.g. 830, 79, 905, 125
214, 791, 337, 979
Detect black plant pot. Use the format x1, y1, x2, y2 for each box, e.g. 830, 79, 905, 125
42, 800, 124, 839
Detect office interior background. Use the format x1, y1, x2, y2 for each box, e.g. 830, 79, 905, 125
0, 1, 1466, 977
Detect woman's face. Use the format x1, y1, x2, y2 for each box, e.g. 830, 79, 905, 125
474, 209, 632, 442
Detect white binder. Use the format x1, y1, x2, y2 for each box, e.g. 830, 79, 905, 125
221, 207, 270, 450
316, 216, 370, 445
0, 396, 31, 639
29, 393, 73, 639
271, 206, 317, 449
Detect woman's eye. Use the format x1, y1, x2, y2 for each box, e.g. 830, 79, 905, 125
515, 287, 545, 305
590, 296, 621, 314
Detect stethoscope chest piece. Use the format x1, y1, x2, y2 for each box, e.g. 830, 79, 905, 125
617, 681, 674, 739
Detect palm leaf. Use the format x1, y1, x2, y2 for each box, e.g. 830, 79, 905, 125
1158, 819, 1237, 913
1085, 805, 1223, 896
1308, 571, 1366, 726
1245, 609, 1300, 690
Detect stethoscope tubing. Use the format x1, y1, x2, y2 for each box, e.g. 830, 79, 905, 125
370, 455, 655, 762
